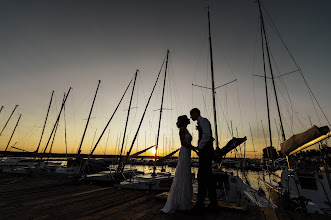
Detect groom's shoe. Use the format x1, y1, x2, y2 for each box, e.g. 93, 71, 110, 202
191, 202, 205, 214
205, 202, 218, 212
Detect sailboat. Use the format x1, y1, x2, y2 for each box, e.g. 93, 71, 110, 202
250, 0, 331, 215
84, 57, 175, 187
114, 50, 177, 191
82, 74, 147, 184
263, 126, 331, 214
191, 6, 276, 208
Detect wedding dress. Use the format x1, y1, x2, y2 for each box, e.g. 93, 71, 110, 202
161, 132, 193, 213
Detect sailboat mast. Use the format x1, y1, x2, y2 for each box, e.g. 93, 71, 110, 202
81, 77, 134, 174
153, 50, 169, 176
0, 105, 18, 136
260, 19, 273, 149
4, 114, 22, 152
258, 0, 286, 142
35, 91, 54, 153
41, 87, 71, 158
207, 7, 219, 149
118, 70, 138, 159
120, 56, 166, 173
77, 80, 101, 157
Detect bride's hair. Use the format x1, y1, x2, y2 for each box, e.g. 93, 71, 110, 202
176, 115, 189, 128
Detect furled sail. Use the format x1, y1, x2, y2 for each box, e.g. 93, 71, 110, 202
216, 136, 247, 158
157, 148, 180, 163
281, 125, 330, 155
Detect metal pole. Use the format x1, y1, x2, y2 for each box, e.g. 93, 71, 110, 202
4, 114, 22, 152
207, 7, 219, 150
153, 50, 169, 176
35, 91, 54, 153
77, 80, 101, 157
0, 105, 18, 136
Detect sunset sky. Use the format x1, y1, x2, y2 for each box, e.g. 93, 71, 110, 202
0, 0, 330, 158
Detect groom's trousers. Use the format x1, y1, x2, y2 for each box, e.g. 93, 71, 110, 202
197, 142, 217, 205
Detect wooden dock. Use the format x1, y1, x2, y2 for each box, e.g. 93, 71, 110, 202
0, 174, 328, 220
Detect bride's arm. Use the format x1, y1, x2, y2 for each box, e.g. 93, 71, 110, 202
179, 127, 194, 150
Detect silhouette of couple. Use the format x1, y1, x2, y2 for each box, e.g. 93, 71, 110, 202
161, 108, 218, 214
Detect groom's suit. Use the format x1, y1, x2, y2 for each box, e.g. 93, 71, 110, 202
196, 116, 217, 205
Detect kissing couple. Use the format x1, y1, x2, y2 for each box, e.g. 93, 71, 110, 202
161, 108, 218, 214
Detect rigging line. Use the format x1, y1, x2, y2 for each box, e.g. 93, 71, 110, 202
226, 87, 228, 136
47, 114, 60, 162
153, 50, 170, 175
262, 1, 330, 128
98, 82, 106, 130
260, 120, 268, 148
235, 80, 244, 136
103, 129, 110, 155
36, 91, 54, 153
19, 99, 64, 151
63, 93, 68, 159
48, 93, 65, 158
119, 71, 138, 159
260, 1, 286, 144
251, 75, 262, 158
200, 87, 208, 117
3, 114, 22, 153
0, 105, 18, 136
169, 55, 182, 115
72, 88, 77, 153
192, 25, 208, 85
138, 74, 155, 138
14, 112, 45, 150
269, 58, 309, 133
124, 77, 140, 155
215, 93, 232, 136
268, 51, 305, 134
249, 122, 257, 159
77, 80, 101, 157
86, 75, 134, 158
89, 129, 97, 154
168, 63, 177, 141
259, 6, 273, 149
41, 88, 71, 158
274, 118, 281, 151
250, 18, 264, 158
307, 85, 322, 126
124, 52, 167, 163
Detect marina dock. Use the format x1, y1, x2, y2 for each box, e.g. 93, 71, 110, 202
0, 174, 328, 220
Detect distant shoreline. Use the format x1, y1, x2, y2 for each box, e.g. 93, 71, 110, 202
0, 151, 249, 160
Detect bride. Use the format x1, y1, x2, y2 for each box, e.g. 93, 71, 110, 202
161, 115, 195, 213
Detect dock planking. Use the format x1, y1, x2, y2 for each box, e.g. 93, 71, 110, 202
0, 173, 328, 220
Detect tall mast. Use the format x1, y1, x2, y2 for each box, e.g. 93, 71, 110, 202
258, 0, 286, 142
81, 77, 134, 174
0, 106, 3, 114
4, 114, 22, 152
118, 71, 138, 160
153, 50, 169, 176
207, 7, 219, 149
47, 92, 65, 160
41, 87, 71, 158
77, 80, 101, 157
35, 91, 54, 153
259, 12, 273, 149
0, 105, 18, 136
119, 55, 167, 173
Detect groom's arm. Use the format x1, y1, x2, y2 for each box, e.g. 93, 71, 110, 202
197, 118, 211, 150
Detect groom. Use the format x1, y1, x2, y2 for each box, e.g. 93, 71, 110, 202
190, 108, 218, 211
